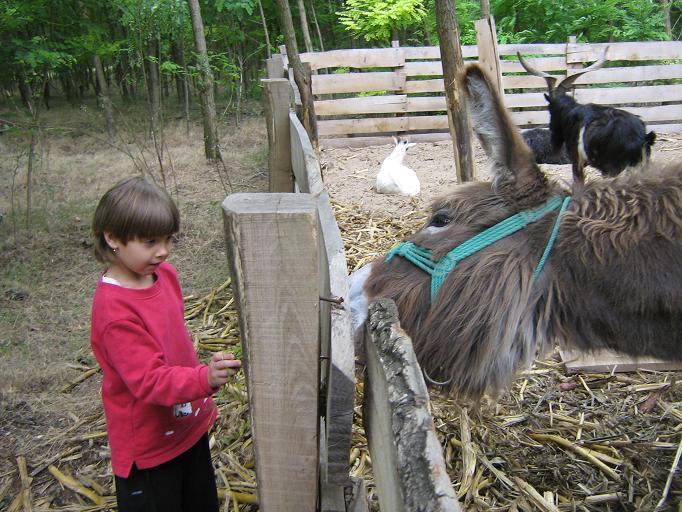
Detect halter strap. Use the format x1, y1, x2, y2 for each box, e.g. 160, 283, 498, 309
386, 195, 571, 301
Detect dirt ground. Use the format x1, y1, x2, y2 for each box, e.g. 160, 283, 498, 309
319, 133, 682, 217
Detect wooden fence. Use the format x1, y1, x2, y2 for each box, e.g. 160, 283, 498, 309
223, 69, 461, 510
270, 37, 682, 147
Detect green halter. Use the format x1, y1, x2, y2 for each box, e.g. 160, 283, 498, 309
386, 196, 572, 302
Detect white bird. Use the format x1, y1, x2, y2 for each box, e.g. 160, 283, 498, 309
375, 137, 420, 196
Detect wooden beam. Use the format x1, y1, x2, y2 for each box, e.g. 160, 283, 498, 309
317, 191, 354, 487
290, 111, 324, 195
560, 345, 682, 374
567, 40, 682, 62
363, 298, 460, 512
313, 72, 405, 95
262, 79, 294, 192
222, 193, 320, 512
266, 54, 287, 79
475, 17, 503, 95
299, 47, 404, 70
320, 132, 452, 148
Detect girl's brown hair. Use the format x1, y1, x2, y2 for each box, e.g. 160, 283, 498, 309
92, 177, 180, 263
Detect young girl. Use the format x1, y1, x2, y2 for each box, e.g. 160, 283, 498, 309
90, 176, 241, 511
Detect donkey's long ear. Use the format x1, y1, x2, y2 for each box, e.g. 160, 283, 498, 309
459, 64, 549, 207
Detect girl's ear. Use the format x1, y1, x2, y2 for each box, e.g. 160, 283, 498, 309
103, 232, 120, 251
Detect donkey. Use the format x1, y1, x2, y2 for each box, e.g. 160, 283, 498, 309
518, 48, 656, 185
351, 63, 682, 400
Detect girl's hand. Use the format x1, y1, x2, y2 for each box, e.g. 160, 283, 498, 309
207, 352, 242, 389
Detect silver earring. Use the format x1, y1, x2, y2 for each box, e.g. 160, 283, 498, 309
112, 248, 119, 253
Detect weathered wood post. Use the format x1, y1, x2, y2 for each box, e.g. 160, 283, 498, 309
475, 16, 503, 95
222, 193, 320, 512
435, 0, 475, 182
262, 78, 295, 192
363, 298, 461, 512
288, 110, 358, 511
266, 53, 286, 79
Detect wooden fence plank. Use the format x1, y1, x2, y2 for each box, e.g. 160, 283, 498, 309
621, 104, 682, 123
503, 74, 565, 89
567, 41, 682, 62
404, 78, 445, 94
573, 84, 682, 105
317, 115, 449, 136
404, 61, 443, 76
320, 132, 452, 148
402, 45, 479, 59
222, 193, 320, 512
498, 43, 568, 55
505, 85, 682, 108
300, 47, 404, 70
313, 72, 405, 95
315, 95, 449, 116
561, 345, 682, 374
315, 95, 408, 116
290, 112, 324, 196
317, 191, 355, 487
363, 298, 460, 512
318, 117, 408, 136
501, 56, 567, 73
569, 64, 682, 84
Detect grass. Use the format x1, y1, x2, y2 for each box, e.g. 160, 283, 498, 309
0, 97, 268, 482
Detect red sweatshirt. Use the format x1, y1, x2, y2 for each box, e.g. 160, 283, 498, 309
90, 262, 217, 477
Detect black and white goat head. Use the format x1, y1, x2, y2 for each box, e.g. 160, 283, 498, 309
351, 63, 682, 400
518, 48, 656, 185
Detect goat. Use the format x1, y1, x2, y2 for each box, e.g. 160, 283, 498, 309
375, 137, 420, 196
350, 63, 682, 400
518, 48, 656, 185
521, 128, 570, 165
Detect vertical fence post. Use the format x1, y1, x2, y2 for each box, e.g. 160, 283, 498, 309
267, 53, 286, 79
566, 35, 581, 84
363, 298, 460, 512
262, 78, 295, 192
475, 16, 503, 95
222, 193, 320, 512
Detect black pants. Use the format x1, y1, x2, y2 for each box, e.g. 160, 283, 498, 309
115, 434, 219, 512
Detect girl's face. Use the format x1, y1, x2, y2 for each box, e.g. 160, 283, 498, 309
104, 233, 174, 287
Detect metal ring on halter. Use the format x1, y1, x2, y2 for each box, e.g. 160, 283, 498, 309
422, 367, 452, 387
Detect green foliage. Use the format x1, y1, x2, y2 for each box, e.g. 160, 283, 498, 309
337, 0, 428, 42
493, 0, 668, 43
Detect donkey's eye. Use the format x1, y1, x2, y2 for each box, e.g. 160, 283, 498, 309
429, 211, 451, 228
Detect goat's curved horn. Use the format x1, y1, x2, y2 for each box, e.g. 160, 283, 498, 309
556, 45, 609, 94
517, 52, 558, 95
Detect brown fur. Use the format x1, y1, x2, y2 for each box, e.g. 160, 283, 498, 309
365, 65, 682, 399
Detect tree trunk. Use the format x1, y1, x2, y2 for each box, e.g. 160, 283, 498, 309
147, 38, 162, 140
662, 0, 672, 37
296, 0, 314, 52
188, 0, 220, 160
435, 0, 474, 182
276, 0, 318, 149
94, 54, 116, 140
176, 38, 191, 136
309, 0, 325, 52
480, 0, 491, 19
258, 0, 272, 58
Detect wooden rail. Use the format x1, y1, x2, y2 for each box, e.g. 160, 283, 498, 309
274, 39, 682, 147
